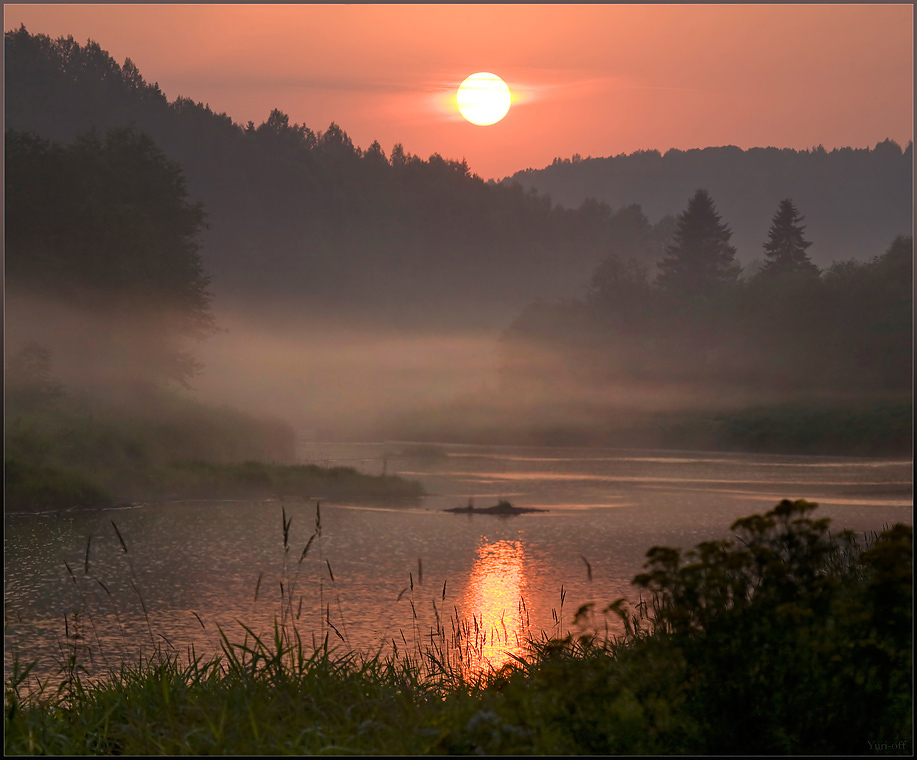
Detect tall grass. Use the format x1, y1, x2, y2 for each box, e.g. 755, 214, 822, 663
5, 500, 912, 755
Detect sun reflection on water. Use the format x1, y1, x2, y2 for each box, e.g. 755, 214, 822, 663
459, 538, 528, 675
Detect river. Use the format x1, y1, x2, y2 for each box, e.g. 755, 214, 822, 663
4, 442, 912, 685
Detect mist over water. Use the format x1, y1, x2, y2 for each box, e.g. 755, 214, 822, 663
4, 25, 912, 712
5, 443, 912, 684
192, 309, 503, 439
187, 298, 909, 453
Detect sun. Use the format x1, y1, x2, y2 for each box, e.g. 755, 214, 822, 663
456, 73, 511, 126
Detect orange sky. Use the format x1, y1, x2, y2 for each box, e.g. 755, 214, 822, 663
4, 4, 913, 180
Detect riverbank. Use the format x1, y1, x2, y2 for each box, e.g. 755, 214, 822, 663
3, 391, 423, 512
4, 457, 424, 512
5, 501, 911, 755
385, 397, 913, 456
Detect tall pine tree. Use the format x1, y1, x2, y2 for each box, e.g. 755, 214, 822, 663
656, 189, 741, 298
761, 198, 818, 276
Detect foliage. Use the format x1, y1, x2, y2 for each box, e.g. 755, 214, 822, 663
631, 499, 913, 752
5, 26, 636, 327
585, 253, 652, 328
761, 198, 819, 276
815, 236, 914, 391
165, 459, 424, 501
4, 390, 289, 509
656, 189, 742, 300
3, 386, 424, 509
713, 399, 913, 455
5, 502, 911, 754
500, 230, 913, 427
5, 125, 214, 388
506, 141, 913, 270
3, 458, 112, 511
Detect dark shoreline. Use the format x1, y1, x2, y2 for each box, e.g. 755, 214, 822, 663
3, 457, 425, 514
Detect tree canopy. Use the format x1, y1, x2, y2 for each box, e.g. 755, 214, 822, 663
761, 198, 818, 276
5, 126, 215, 387
501, 226, 913, 406
656, 189, 741, 299
4, 27, 634, 326
505, 142, 912, 269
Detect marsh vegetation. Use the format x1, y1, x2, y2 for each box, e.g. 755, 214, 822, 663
3, 27, 912, 755
4, 501, 911, 754
4, 386, 422, 511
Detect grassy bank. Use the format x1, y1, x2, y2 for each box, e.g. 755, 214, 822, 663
3, 457, 424, 511
387, 396, 913, 456
160, 459, 423, 501
5, 501, 911, 754
656, 398, 914, 456
4, 390, 423, 511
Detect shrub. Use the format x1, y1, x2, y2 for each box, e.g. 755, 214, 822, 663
630, 499, 913, 753
4, 458, 111, 511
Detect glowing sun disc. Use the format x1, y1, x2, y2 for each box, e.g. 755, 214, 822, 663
457, 72, 511, 126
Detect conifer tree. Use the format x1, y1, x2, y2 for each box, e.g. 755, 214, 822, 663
761, 198, 818, 275
656, 189, 741, 297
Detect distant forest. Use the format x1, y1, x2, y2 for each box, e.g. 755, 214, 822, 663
503, 142, 912, 270
7, 27, 910, 332
6, 27, 654, 328
500, 193, 912, 402
5, 27, 912, 455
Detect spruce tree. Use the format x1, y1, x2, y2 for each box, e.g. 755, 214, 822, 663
656, 189, 741, 298
761, 198, 818, 275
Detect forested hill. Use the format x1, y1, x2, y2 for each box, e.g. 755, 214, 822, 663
5, 27, 629, 328
502, 143, 912, 269
7, 28, 911, 328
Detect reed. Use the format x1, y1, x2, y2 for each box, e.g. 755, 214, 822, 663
5, 501, 912, 755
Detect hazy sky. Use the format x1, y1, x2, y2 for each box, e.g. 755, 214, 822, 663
4, 4, 913, 179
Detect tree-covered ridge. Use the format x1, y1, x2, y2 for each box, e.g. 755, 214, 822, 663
5, 126, 214, 388
11, 26, 907, 329
504, 140, 912, 269
5, 26, 656, 326
5, 128, 211, 320
502, 188, 912, 406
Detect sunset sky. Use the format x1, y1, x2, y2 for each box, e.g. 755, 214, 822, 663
4, 4, 913, 180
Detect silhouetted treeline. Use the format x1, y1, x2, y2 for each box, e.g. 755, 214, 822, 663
503, 142, 912, 270
6, 26, 660, 327
502, 190, 913, 398
5, 126, 214, 389
11, 26, 907, 333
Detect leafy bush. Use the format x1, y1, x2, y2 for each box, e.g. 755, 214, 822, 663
4, 501, 911, 754
629, 499, 913, 753
4, 458, 111, 511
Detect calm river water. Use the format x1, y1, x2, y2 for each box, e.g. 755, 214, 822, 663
5, 442, 913, 684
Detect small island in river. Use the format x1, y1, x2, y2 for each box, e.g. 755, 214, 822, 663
445, 499, 547, 516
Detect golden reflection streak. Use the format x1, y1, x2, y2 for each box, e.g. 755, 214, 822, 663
459, 539, 527, 676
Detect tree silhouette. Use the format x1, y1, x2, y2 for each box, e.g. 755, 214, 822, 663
656, 189, 741, 298
586, 254, 651, 328
607, 204, 654, 261
5, 126, 215, 387
760, 198, 818, 276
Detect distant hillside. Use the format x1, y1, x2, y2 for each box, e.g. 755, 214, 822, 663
4, 27, 621, 329
7, 27, 910, 330
502, 144, 912, 268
